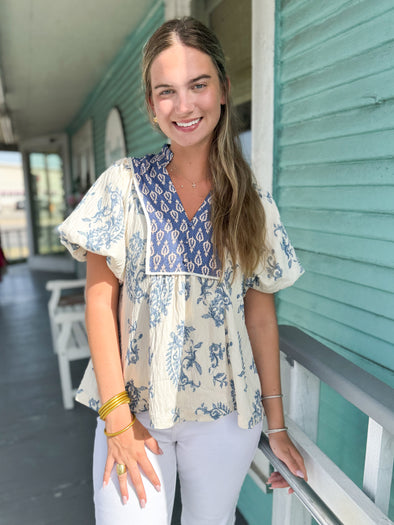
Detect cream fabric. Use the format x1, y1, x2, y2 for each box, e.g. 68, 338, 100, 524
59, 145, 304, 429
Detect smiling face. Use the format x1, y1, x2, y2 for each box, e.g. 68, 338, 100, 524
149, 41, 225, 152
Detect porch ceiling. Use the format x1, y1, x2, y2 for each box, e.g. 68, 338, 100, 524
0, 0, 156, 148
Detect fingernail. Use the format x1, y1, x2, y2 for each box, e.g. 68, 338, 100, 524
123, 496, 128, 505
102, 480, 108, 488
296, 470, 304, 478
140, 498, 146, 508
158, 447, 164, 455
155, 484, 161, 492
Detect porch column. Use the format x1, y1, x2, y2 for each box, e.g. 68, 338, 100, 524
251, 0, 275, 192
165, 0, 192, 20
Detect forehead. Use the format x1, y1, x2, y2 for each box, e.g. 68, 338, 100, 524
150, 42, 218, 83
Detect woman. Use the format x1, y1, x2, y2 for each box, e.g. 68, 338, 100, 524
59, 16, 307, 525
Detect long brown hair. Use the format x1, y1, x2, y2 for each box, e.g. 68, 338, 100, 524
142, 17, 266, 277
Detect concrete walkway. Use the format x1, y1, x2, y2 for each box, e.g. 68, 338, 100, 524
0, 263, 247, 525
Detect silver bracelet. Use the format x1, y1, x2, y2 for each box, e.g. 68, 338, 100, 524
261, 394, 283, 400
265, 427, 288, 435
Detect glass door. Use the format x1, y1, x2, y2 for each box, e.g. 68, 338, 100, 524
29, 152, 65, 255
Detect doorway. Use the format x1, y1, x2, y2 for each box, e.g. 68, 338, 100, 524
29, 152, 65, 255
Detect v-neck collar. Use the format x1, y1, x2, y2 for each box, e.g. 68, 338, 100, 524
131, 144, 221, 279
162, 144, 211, 225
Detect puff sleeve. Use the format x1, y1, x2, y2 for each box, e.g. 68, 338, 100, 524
246, 189, 304, 293
58, 160, 133, 283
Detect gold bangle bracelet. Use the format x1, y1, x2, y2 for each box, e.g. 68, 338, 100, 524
99, 396, 129, 419
99, 392, 130, 420
100, 397, 130, 421
99, 391, 130, 421
99, 391, 129, 413
104, 414, 136, 437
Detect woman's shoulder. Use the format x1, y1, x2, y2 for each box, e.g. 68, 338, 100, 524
103, 144, 170, 185
252, 179, 276, 207
130, 144, 172, 175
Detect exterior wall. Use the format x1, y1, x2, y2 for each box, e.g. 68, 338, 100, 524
274, 0, 394, 520
274, 0, 394, 387
67, 1, 165, 178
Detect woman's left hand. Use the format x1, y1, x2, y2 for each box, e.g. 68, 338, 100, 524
266, 431, 307, 494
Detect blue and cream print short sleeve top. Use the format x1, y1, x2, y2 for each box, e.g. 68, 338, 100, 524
59, 144, 304, 430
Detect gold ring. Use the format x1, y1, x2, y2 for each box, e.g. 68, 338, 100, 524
116, 463, 127, 476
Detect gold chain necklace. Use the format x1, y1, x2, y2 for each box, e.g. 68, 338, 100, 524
168, 163, 209, 190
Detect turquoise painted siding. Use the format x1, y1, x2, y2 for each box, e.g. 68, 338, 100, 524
238, 475, 273, 524
275, 0, 394, 383
67, 1, 165, 177
274, 0, 394, 520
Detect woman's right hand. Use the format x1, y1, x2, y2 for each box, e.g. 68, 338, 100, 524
103, 408, 163, 507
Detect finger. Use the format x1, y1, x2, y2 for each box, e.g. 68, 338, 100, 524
103, 456, 114, 487
288, 449, 308, 481
117, 469, 129, 505
267, 471, 283, 483
138, 454, 161, 491
145, 435, 163, 455
268, 477, 290, 489
128, 464, 147, 508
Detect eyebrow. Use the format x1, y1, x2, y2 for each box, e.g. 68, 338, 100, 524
153, 74, 212, 90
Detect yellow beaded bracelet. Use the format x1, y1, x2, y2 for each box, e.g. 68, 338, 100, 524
98, 391, 130, 421
104, 414, 136, 437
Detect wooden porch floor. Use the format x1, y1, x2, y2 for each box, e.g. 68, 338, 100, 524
0, 263, 247, 524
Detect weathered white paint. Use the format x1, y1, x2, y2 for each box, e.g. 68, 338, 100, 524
251, 0, 275, 192
286, 419, 393, 525
289, 362, 320, 443
363, 418, 394, 515
273, 359, 316, 525
165, 0, 192, 19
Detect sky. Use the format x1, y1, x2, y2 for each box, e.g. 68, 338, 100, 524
0, 151, 22, 166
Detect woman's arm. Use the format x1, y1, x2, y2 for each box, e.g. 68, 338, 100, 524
85, 252, 161, 506
244, 288, 307, 491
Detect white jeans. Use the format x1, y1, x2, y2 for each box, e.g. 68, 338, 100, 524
93, 412, 262, 525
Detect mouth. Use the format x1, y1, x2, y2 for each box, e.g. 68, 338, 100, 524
173, 117, 202, 130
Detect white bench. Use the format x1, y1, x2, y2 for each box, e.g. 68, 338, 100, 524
46, 278, 90, 409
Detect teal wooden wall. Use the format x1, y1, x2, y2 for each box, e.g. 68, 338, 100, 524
67, 1, 165, 177
275, 0, 394, 386
274, 0, 394, 520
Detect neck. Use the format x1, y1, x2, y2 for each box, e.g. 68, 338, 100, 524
169, 142, 210, 180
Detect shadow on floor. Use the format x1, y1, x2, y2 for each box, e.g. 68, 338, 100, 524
0, 263, 248, 524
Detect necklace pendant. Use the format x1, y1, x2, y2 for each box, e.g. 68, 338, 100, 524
192, 182, 197, 189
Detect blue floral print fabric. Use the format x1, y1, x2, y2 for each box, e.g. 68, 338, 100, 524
58, 144, 304, 429
132, 146, 220, 278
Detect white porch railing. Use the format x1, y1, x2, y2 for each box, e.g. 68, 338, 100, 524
250, 325, 394, 525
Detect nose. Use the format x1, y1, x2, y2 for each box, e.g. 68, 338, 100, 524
175, 90, 194, 115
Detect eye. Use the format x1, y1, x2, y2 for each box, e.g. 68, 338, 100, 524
159, 89, 174, 96
192, 83, 207, 90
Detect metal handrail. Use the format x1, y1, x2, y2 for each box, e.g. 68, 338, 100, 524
259, 433, 343, 525
279, 325, 394, 435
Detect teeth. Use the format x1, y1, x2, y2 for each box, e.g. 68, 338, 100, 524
176, 118, 200, 128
